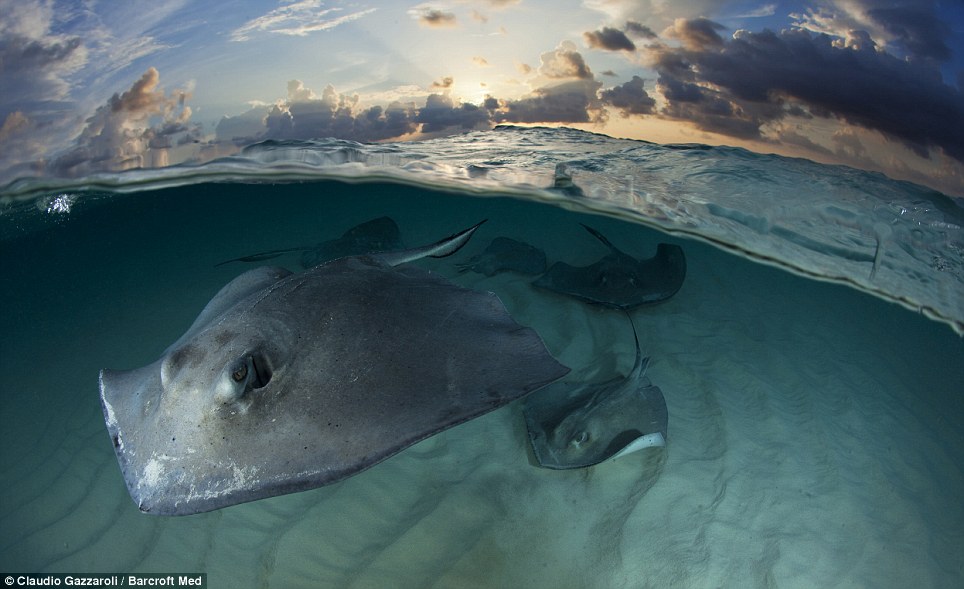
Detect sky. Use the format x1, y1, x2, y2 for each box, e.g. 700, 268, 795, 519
1, 0, 963, 196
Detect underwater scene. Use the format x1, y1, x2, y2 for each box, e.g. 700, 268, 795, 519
1, 129, 963, 588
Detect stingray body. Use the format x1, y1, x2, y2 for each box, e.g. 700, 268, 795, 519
456, 236, 547, 276
214, 216, 404, 268
100, 221, 569, 515
533, 224, 686, 309
523, 316, 668, 469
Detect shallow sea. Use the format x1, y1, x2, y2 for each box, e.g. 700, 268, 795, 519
1, 129, 963, 588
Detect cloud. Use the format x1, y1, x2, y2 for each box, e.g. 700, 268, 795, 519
584, 27, 636, 51
472, 56, 491, 67
216, 43, 610, 143
625, 21, 658, 39
0, 33, 86, 114
0, 111, 30, 142
832, 128, 867, 158
51, 67, 200, 175
0, 1, 92, 175
217, 80, 500, 143
735, 3, 777, 18
600, 76, 656, 115
262, 84, 418, 142
537, 41, 593, 79
0, 1, 87, 116
493, 43, 606, 124
864, 4, 950, 62
411, 7, 458, 28
663, 17, 725, 50
791, 0, 951, 63
416, 93, 491, 133
774, 126, 834, 156
584, 0, 746, 33
232, 2, 376, 41
492, 80, 605, 124
646, 21, 964, 161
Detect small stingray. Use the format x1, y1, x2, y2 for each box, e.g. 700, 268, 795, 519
100, 221, 570, 515
300, 216, 404, 268
456, 236, 547, 276
215, 216, 404, 268
533, 224, 686, 309
523, 315, 668, 469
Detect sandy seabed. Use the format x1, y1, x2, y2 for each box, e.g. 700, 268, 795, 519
1, 182, 962, 588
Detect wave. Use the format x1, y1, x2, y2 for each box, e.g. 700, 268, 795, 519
1, 126, 961, 334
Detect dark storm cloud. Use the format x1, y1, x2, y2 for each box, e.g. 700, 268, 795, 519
417, 93, 491, 133
865, 4, 950, 62
794, 0, 953, 63
583, 27, 636, 51
648, 21, 964, 161
657, 77, 771, 140
493, 80, 605, 124
599, 76, 656, 116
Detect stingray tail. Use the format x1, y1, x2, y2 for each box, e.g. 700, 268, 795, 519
624, 310, 648, 377
580, 223, 619, 252
377, 220, 487, 266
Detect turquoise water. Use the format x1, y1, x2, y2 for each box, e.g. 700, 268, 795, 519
1, 130, 963, 587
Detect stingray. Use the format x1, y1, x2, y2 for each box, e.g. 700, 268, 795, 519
100, 221, 570, 515
214, 216, 404, 269
456, 236, 547, 276
523, 316, 668, 469
533, 224, 686, 309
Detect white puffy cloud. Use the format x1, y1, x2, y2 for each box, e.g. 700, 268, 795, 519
51, 68, 199, 176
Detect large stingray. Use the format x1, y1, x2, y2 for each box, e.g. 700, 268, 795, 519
523, 316, 668, 469
456, 236, 547, 276
100, 221, 570, 515
533, 224, 686, 309
215, 216, 404, 269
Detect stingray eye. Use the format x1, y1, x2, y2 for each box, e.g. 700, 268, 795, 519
571, 431, 590, 447
231, 362, 248, 383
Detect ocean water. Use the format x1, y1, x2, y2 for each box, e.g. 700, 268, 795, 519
1, 127, 962, 587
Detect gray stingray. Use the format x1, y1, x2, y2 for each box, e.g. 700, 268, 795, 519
533, 224, 686, 309
215, 216, 404, 269
523, 316, 668, 469
100, 221, 569, 515
456, 236, 547, 276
